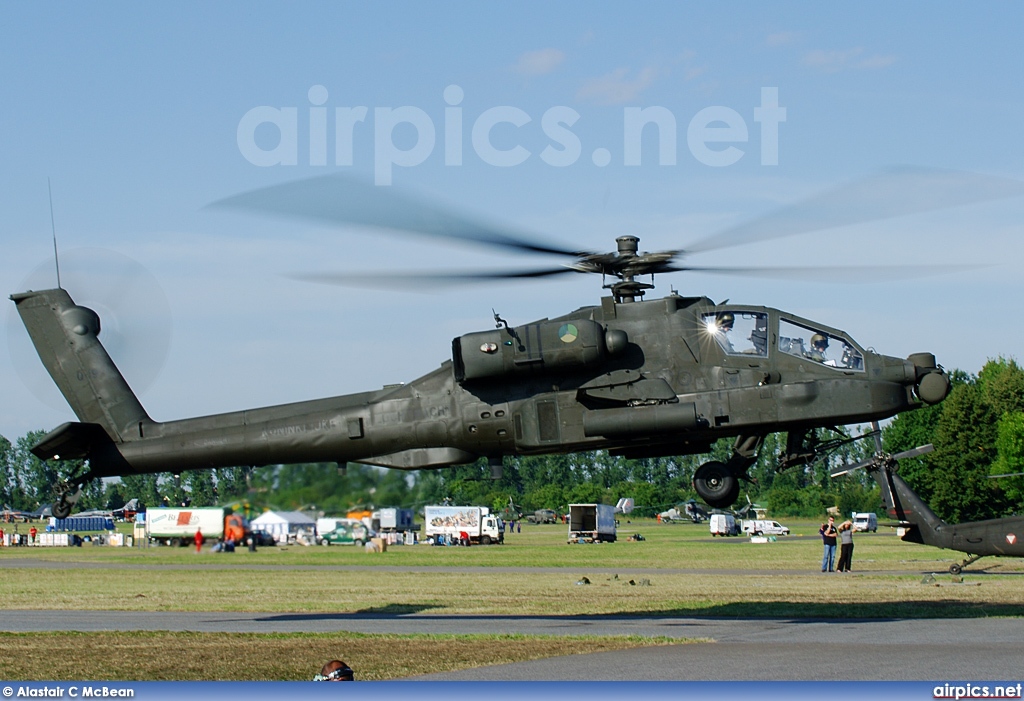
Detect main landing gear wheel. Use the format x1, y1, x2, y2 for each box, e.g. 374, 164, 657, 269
693, 461, 740, 508
52, 500, 72, 519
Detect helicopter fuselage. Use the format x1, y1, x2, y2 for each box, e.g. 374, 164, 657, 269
16, 288, 949, 512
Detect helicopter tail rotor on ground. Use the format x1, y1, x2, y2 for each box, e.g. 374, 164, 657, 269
831, 438, 1024, 574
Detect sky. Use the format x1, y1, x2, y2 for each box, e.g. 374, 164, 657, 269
2, 3, 1024, 441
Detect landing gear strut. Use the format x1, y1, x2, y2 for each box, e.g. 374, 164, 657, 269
51, 471, 94, 519
949, 554, 984, 575
693, 435, 763, 509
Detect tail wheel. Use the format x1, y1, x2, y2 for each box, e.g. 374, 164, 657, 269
693, 461, 740, 508
949, 563, 962, 575
52, 501, 72, 519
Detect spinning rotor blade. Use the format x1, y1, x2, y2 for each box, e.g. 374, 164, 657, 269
669, 263, 985, 283
682, 167, 1024, 255
289, 266, 579, 289
210, 175, 584, 257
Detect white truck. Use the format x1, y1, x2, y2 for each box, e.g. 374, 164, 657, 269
709, 513, 741, 536
424, 505, 503, 545
567, 503, 617, 543
145, 507, 247, 547
741, 519, 790, 536
852, 512, 878, 532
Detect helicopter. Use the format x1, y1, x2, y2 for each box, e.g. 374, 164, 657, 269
832, 440, 1024, 575
15, 168, 1020, 520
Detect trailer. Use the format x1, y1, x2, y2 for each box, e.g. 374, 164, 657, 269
568, 503, 616, 543
372, 508, 416, 532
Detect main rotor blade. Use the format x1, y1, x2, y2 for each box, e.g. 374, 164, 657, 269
288, 266, 578, 289
892, 444, 935, 460
683, 167, 1024, 255
668, 263, 986, 282
210, 175, 584, 257
830, 459, 875, 479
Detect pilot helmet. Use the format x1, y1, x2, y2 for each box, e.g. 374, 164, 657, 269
811, 333, 829, 350
717, 312, 735, 330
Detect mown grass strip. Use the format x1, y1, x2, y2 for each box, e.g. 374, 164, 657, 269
0, 631, 683, 681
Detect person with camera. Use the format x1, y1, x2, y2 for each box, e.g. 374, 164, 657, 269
819, 516, 838, 572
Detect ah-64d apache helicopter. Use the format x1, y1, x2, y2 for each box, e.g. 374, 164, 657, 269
13, 169, 1019, 519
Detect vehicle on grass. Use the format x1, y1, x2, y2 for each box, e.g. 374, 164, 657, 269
371, 507, 416, 533
741, 519, 790, 536
568, 503, 616, 543
710, 513, 741, 536
320, 521, 373, 546
852, 512, 878, 532
145, 507, 249, 547
424, 505, 503, 545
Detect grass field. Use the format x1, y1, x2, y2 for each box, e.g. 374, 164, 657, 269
2, 518, 1022, 680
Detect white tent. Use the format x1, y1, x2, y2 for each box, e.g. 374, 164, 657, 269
250, 510, 317, 544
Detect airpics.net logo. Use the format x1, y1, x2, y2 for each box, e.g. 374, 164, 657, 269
236, 85, 786, 185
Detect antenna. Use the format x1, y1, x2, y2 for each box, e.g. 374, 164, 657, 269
48, 177, 61, 288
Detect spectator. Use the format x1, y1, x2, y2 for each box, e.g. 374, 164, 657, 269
836, 520, 855, 572
314, 660, 354, 681
819, 517, 837, 572
194, 528, 204, 553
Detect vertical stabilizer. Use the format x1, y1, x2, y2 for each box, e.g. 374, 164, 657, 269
872, 465, 947, 546
11, 288, 150, 442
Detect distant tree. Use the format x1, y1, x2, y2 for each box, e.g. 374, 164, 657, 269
994, 412, 1024, 508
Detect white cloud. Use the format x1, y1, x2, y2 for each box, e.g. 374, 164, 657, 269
803, 47, 898, 73
766, 31, 800, 48
577, 66, 658, 105
513, 48, 566, 75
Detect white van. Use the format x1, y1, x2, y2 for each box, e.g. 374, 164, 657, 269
741, 519, 790, 536
710, 513, 740, 536
852, 512, 878, 532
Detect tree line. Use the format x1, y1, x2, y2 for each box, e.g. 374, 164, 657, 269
2, 358, 1021, 522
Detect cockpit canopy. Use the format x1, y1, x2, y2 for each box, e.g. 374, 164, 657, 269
701, 310, 864, 371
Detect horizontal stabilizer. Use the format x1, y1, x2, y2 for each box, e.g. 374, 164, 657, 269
31, 422, 112, 461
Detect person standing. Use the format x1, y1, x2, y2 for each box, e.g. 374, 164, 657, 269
819, 516, 837, 572
29, 525, 38, 545
836, 520, 855, 572
194, 528, 204, 553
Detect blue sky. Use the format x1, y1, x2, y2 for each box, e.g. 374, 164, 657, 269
2, 3, 1024, 440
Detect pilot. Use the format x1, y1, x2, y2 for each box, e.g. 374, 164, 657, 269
715, 312, 736, 352
809, 334, 829, 362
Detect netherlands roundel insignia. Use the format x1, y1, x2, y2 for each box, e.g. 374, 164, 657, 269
1007, 534, 1017, 545
558, 323, 578, 343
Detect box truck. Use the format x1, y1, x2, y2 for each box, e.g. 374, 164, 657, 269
567, 503, 616, 543
145, 507, 248, 547
424, 505, 503, 545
